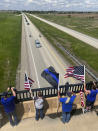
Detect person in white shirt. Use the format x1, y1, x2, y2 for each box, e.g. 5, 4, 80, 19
34, 91, 44, 121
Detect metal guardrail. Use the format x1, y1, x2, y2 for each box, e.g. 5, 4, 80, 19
0, 82, 98, 103
56, 43, 98, 81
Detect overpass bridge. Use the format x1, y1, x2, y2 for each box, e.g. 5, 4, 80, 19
0, 82, 98, 131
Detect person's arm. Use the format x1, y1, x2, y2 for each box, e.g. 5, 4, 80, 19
58, 91, 63, 102
11, 87, 16, 97
84, 84, 90, 94
58, 91, 61, 99
29, 89, 34, 99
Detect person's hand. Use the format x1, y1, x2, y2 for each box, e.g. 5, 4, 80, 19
11, 87, 15, 90
7, 87, 10, 92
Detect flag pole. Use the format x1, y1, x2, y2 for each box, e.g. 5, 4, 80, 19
57, 74, 60, 114
83, 65, 85, 114
84, 65, 85, 86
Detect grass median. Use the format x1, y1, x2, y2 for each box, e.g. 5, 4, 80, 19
27, 14, 98, 80
0, 13, 21, 92
36, 13, 98, 39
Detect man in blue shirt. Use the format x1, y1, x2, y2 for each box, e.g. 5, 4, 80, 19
1, 87, 18, 126
58, 91, 76, 123
84, 81, 98, 112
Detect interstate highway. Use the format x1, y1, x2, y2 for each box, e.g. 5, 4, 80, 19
19, 14, 78, 90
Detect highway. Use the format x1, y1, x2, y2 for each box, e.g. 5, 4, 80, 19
29, 14, 98, 49
19, 14, 79, 90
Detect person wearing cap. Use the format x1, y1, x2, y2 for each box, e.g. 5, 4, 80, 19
58, 91, 76, 123
84, 81, 98, 112
0, 87, 18, 126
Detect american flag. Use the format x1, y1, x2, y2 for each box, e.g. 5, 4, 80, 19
24, 73, 34, 90
28, 77, 34, 87
64, 66, 84, 82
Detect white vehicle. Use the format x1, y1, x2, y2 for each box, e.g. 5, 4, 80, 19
35, 40, 42, 48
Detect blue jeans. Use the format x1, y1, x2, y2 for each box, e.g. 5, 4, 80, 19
35, 108, 44, 120
62, 111, 70, 123
6, 110, 18, 126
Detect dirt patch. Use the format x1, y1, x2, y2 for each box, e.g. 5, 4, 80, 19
55, 13, 98, 18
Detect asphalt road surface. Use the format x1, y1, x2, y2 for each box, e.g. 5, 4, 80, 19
29, 14, 98, 49
19, 14, 79, 90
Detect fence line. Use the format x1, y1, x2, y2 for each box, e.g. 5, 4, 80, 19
0, 82, 98, 103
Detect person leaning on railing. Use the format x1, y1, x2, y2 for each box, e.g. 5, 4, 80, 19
84, 81, 98, 112
0, 87, 18, 127
33, 91, 44, 121
58, 91, 76, 124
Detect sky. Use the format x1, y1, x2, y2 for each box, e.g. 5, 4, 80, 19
0, 0, 98, 11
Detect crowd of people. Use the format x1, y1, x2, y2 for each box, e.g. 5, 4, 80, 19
0, 81, 98, 127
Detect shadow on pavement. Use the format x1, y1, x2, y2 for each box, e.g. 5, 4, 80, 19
0, 106, 8, 128
47, 112, 61, 119
0, 101, 25, 128
47, 104, 98, 119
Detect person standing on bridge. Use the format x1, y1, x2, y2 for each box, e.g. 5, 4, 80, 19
34, 91, 44, 121
1, 87, 18, 126
84, 81, 98, 112
58, 91, 76, 123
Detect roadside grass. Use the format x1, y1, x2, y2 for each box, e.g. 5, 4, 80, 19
27, 15, 98, 80
0, 13, 21, 92
36, 14, 98, 39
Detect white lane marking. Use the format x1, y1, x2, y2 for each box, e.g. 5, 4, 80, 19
24, 17, 40, 88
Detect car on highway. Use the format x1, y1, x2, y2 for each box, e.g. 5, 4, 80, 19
29, 34, 32, 37
25, 19, 28, 22
35, 40, 42, 48
27, 22, 29, 25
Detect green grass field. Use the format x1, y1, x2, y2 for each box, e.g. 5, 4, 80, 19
27, 14, 98, 81
36, 13, 98, 39
0, 13, 21, 92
